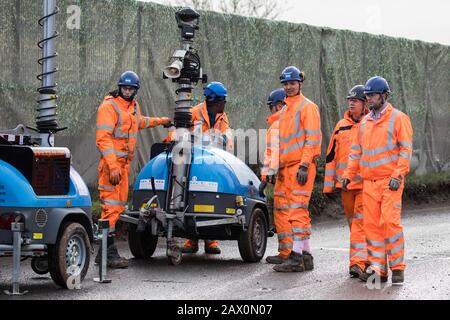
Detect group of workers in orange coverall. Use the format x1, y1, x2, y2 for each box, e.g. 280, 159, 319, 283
95, 67, 413, 285
259, 67, 413, 284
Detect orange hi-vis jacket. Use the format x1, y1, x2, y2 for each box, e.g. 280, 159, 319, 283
261, 111, 280, 181
323, 110, 368, 192
278, 93, 321, 168
343, 103, 413, 181
191, 101, 233, 150
96, 95, 167, 171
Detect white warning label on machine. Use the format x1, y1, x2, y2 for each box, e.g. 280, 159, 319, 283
139, 179, 165, 190
189, 180, 218, 192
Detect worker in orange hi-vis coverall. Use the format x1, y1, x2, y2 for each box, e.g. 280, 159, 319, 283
272, 66, 322, 273
95, 71, 171, 268
343, 76, 413, 285
258, 88, 289, 264
180, 81, 232, 255
323, 85, 369, 278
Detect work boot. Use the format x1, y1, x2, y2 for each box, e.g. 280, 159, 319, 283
302, 251, 314, 271
95, 244, 129, 268
181, 239, 199, 254
359, 270, 388, 283
205, 240, 221, 254
106, 244, 129, 268
273, 251, 305, 272
349, 265, 364, 278
391, 270, 404, 284
266, 254, 289, 264
95, 233, 128, 269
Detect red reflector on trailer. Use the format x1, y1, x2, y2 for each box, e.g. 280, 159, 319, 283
0, 215, 15, 230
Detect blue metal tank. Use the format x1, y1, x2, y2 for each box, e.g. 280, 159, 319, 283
134, 144, 263, 200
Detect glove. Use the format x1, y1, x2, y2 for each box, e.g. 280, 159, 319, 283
160, 117, 172, 127
296, 165, 308, 185
258, 180, 267, 197
388, 177, 402, 191
109, 168, 122, 186
342, 178, 350, 192
267, 175, 276, 185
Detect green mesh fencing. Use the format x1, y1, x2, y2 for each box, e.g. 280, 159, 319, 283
0, 0, 449, 187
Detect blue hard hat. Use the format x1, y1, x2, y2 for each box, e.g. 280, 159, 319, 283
364, 76, 390, 94
280, 66, 305, 83
204, 81, 228, 100
267, 88, 286, 106
118, 71, 140, 89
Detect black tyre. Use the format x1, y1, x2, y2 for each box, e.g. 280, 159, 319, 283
48, 222, 91, 288
128, 224, 158, 259
31, 256, 49, 275
238, 208, 268, 262
168, 247, 182, 266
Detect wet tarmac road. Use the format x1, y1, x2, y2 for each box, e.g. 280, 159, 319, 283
1, 206, 449, 300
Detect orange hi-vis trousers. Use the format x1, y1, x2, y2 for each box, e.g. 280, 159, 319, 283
341, 189, 368, 270
363, 177, 406, 276
98, 158, 129, 231
274, 163, 316, 256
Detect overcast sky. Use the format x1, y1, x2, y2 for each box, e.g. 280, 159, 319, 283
140, 0, 450, 45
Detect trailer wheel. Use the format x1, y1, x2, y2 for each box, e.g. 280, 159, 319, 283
238, 208, 267, 262
128, 224, 158, 259
31, 256, 49, 275
48, 222, 90, 288
168, 246, 182, 266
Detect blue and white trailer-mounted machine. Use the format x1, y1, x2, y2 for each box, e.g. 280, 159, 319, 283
0, 0, 93, 294
119, 8, 272, 265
